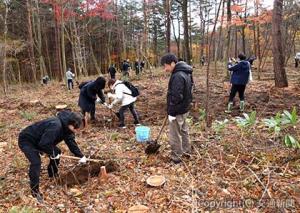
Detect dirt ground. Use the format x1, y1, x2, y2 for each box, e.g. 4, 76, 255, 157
0, 61, 300, 212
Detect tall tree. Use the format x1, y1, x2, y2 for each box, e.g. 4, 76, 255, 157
26, 0, 37, 82
175, 0, 191, 64
272, 0, 288, 87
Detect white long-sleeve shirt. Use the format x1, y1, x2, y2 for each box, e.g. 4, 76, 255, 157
112, 80, 137, 106
66, 70, 75, 80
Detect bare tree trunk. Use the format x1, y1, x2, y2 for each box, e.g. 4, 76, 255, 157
182, 0, 191, 64
61, 6, 67, 81
178, 12, 181, 57
205, 0, 222, 127
257, 24, 262, 80
2, 4, 9, 94
26, 0, 37, 82
272, 0, 288, 87
34, 0, 47, 80
164, 0, 171, 52
53, 4, 62, 79
143, 0, 149, 57
224, 0, 232, 78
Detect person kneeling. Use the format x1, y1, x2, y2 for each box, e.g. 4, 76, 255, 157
18, 110, 87, 202
107, 79, 140, 128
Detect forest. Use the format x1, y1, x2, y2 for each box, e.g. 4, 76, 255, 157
0, 0, 300, 212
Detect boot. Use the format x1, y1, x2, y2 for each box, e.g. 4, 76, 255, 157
240, 101, 245, 112
225, 102, 233, 113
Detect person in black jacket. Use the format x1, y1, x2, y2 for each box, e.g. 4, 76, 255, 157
122, 59, 131, 79
18, 110, 87, 202
78, 77, 106, 121
108, 64, 116, 79
161, 53, 193, 164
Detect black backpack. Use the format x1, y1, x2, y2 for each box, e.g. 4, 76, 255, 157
117, 81, 140, 97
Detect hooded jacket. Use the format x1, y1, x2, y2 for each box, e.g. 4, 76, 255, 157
78, 77, 106, 112
228, 60, 250, 85
19, 111, 83, 158
167, 61, 193, 116
112, 80, 137, 106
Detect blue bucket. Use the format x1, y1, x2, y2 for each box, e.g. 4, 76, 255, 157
135, 126, 150, 142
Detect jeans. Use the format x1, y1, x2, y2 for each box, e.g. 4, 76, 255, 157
118, 102, 139, 126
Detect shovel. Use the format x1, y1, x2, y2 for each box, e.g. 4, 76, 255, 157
145, 117, 168, 155
60, 155, 103, 163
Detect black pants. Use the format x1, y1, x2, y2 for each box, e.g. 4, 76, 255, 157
110, 72, 116, 79
229, 84, 246, 102
67, 79, 73, 90
119, 102, 139, 126
18, 135, 60, 192
135, 68, 140, 75
81, 105, 96, 120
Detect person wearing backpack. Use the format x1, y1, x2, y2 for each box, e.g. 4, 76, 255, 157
107, 78, 140, 128
78, 77, 106, 121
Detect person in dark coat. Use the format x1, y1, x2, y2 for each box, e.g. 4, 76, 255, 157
78, 77, 106, 121
108, 64, 116, 79
18, 110, 87, 202
134, 60, 140, 76
140, 61, 145, 72
161, 53, 193, 164
226, 53, 251, 113
122, 60, 130, 78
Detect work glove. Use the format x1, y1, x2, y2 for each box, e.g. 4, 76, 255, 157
96, 98, 103, 104
79, 156, 87, 164
50, 154, 60, 160
168, 115, 176, 122
107, 93, 114, 98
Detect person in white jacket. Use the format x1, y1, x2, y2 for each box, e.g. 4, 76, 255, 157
66, 68, 75, 90
107, 79, 140, 128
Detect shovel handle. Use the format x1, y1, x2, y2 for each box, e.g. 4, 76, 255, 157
155, 117, 168, 141
60, 155, 102, 163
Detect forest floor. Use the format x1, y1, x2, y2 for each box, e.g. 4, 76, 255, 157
0, 61, 300, 212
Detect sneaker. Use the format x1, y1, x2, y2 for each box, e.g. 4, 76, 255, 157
31, 190, 43, 203
170, 155, 182, 164
118, 124, 126, 129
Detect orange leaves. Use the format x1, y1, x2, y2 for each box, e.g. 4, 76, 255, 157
231, 17, 245, 26
231, 4, 245, 13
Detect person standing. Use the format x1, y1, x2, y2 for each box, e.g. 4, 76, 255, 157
134, 60, 140, 76
66, 68, 75, 90
108, 64, 116, 79
161, 53, 193, 164
122, 59, 131, 79
226, 53, 251, 113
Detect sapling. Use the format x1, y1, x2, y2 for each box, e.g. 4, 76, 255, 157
235, 111, 257, 131
281, 107, 298, 127
284, 134, 300, 149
